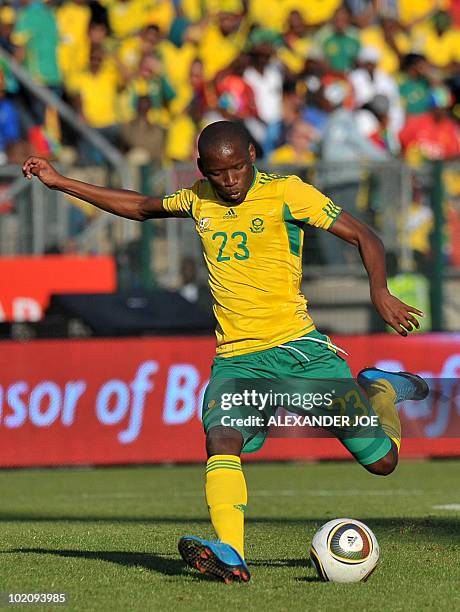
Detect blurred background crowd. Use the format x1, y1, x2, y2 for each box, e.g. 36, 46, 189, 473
1, 0, 460, 301
1, 0, 460, 166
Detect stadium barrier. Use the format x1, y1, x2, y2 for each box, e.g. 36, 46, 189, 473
1, 334, 459, 467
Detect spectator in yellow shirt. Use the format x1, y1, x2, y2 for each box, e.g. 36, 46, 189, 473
166, 58, 209, 162
181, 0, 243, 22
360, 16, 411, 74
278, 10, 312, 75
70, 47, 122, 154
60, 20, 118, 88
118, 24, 162, 74
398, 0, 448, 27
199, 11, 249, 81
125, 53, 175, 127
57, 0, 91, 82
144, 0, 174, 35
303, 0, 342, 26
159, 20, 197, 110
56, 0, 91, 80
411, 10, 460, 70
108, 0, 148, 40
249, 0, 340, 32
269, 120, 318, 165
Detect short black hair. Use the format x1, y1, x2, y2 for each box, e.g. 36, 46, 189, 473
401, 53, 425, 71
198, 121, 251, 159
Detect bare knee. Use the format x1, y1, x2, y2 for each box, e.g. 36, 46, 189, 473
206, 426, 243, 458
364, 443, 398, 476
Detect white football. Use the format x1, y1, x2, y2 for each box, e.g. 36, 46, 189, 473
310, 518, 379, 583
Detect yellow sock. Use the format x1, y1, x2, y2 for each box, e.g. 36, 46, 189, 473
205, 455, 247, 559
368, 379, 401, 451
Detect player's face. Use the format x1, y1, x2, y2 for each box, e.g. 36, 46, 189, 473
199, 143, 256, 205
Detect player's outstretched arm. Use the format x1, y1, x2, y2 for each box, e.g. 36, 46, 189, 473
22, 156, 172, 220
329, 211, 423, 336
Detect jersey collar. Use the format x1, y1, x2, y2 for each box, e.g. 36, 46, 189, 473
246, 165, 259, 196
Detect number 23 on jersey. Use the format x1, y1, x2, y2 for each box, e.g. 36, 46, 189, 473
212, 231, 250, 262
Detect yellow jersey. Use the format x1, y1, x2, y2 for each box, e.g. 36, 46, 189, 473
56, 2, 91, 80
360, 25, 411, 74
398, 0, 448, 25
67, 64, 121, 128
248, 0, 340, 31
411, 23, 460, 68
269, 144, 316, 165
199, 19, 250, 81
162, 169, 342, 357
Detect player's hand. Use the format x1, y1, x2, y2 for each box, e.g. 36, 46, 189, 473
22, 156, 62, 189
371, 288, 423, 336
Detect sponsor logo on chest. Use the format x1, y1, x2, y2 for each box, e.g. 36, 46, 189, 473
223, 208, 238, 220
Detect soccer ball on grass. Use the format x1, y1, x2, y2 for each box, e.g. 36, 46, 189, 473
310, 518, 379, 583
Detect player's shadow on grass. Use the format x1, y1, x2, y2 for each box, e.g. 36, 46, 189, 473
9, 548, 321, 581
6, 548, 193, 579
250, 557, 322, 581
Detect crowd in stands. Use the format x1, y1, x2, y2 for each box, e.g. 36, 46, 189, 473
1, 0, 460, 168
1, 0, 460, 270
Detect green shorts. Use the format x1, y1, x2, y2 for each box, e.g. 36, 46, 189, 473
202, 330, 391, 466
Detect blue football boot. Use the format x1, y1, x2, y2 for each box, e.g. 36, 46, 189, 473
178, 536, 250, 584
357, 368, 429, 403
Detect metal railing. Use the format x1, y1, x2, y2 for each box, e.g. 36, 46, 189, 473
0, 159, 436, 269
0, 165, 69, 254
0, 47, 135, 254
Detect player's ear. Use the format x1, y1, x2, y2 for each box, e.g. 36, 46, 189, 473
248, 143, 256, 163
197, 157, 205, 176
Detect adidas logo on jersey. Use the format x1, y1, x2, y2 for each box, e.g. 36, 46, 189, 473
223, 208, 238, 219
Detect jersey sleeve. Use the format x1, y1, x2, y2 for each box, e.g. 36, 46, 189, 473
162, 186, 198, 218
283, 176, 342, 230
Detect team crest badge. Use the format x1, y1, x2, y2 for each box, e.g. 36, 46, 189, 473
198, 217, 211, 232
250, 217, 264, 233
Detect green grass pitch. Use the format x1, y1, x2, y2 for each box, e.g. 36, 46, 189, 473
0, 460, 458, 611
